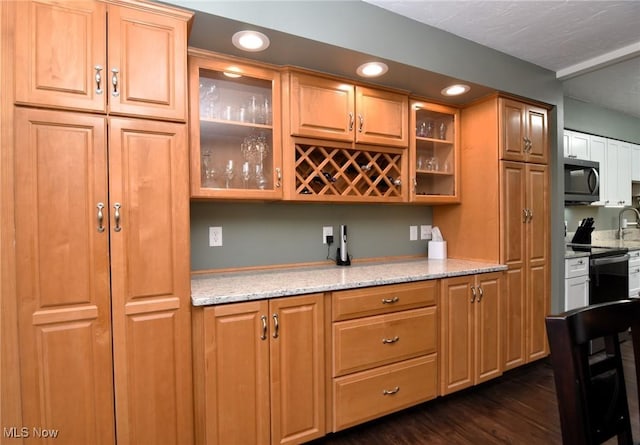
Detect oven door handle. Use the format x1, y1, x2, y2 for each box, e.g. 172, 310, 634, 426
590, 254, 630, 267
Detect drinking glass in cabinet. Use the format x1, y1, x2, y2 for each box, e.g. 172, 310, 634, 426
196, 67, 276, 192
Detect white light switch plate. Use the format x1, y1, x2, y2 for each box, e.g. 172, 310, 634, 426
209, 226, 222, 247
409, 225, 418, 241
420, 225, 432, 240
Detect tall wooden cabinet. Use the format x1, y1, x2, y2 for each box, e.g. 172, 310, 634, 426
192, 294, 325, 445
2, 1, 194, 443
433, 95, 550, 371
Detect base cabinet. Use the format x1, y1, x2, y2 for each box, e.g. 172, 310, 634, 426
193, 294, 325, 445
331, 281, 438, 431
440, 272, 503, 395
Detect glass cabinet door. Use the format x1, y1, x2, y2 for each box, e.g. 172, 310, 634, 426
189, 53, 282, 199
410, 101, 460, 203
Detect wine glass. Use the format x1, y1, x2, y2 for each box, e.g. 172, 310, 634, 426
223, 160, 234, 188
201, 151, 217, 187
200, 81, 219, 119
255, 164, 267, 190
241, 162, 251, 188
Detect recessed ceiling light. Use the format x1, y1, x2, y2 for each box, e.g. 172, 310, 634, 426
356, 62, 388, 78
232, 30, 270, 52
441, 84, 470, 96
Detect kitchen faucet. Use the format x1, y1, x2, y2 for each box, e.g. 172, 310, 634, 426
618, 207, 640, 239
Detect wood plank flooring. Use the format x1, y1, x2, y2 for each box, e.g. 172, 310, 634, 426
312, 340, 639, 445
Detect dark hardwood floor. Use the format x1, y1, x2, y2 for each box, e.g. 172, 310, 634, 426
312, 340, 639, 445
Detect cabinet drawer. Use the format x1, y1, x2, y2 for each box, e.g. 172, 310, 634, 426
565, 256, 588, 279
333, 307, 437, 376
332, 281, 437, 321
333, 355, 437, 432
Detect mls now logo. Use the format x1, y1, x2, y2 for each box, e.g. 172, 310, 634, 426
3, 426, 59, 438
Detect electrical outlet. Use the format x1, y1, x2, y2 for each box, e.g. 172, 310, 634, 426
409, 225, 418, 241
420, 225, 432, 240
209, 226, 222, 247
323, 226, 333, 244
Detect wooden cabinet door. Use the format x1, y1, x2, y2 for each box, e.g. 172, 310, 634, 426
501, 161, 527, 370
289, 72, 354, 141
474, 273, 502, 384
526, 164, 549, 361
525, 105, 548, 164
15, 0, 107, 112
270, 294, 325, 445
108, 118, 193, 445
14, 108, 115, 444
107, 4, 188, 121
356, 87, 408, 147
440, 276, 474, 395
499, 98, 526, 162
198, 301, 271, 445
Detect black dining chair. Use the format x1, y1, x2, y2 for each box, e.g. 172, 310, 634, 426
546, 299, 640, 445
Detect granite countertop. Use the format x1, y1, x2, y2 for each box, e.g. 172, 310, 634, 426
565, 239, 640, 259
191, 258, 508, 306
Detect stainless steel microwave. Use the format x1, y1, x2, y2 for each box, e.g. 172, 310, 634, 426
564, 158, 600, 204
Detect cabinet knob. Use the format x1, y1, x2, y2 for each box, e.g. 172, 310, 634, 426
96, 202, 105, 232
94, 65, 103, 95
111, 68, 120, 97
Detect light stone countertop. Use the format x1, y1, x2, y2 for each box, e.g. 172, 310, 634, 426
191, 258, 507, 306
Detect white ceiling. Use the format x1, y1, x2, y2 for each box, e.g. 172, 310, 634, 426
363, 0, 640, 119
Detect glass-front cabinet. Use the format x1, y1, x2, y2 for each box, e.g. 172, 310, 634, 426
189, 50, 282, 199
410, 100, 460, 203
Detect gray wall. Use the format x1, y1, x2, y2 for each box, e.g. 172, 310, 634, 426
564, 97, 640, 144
172, 0, 566, 312
191, 202, 432, 270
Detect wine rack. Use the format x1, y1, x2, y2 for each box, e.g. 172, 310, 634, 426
294, 143, 405, 201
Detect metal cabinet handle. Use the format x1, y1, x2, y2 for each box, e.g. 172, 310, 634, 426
95, 65, 103, 94
471, 286, 477, 303
260, 315, 267, 340
272, 313, 279, 339
111, 68, 120, 97
528, 209, 533, 222
522, 208, 528, 223
275, 167, 282, 188
358, 114, 364, 133
382, 336, 399, 344
97, 202, 105, 232
382, 297, 399, 304
478, 286, 484, 302
348, 112, 354, 131
113, 203, 122, 232
382, 386, 400, 395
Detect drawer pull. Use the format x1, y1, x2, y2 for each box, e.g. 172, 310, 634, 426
381, 297, 399, 304
382, 336, 399, 344
382, 386, 400, 395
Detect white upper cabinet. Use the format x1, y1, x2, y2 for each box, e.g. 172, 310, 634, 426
563, 130, 590, 160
